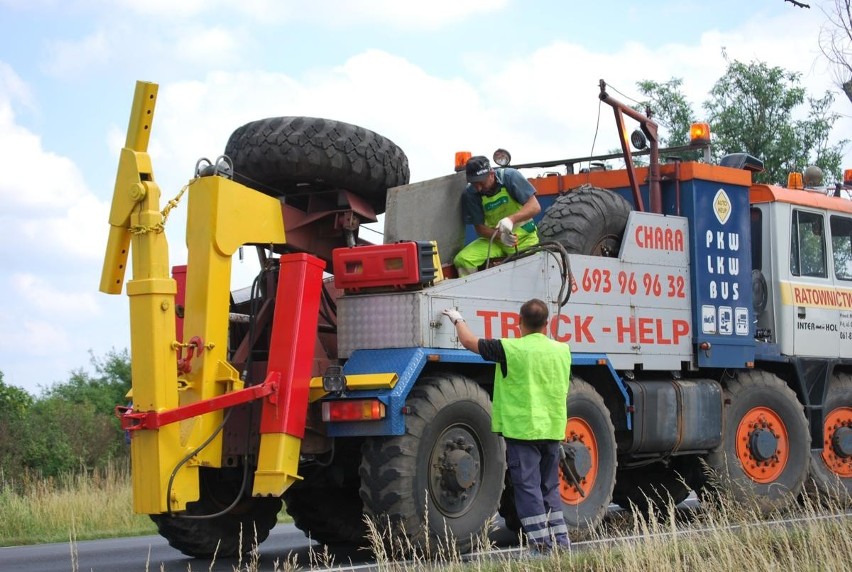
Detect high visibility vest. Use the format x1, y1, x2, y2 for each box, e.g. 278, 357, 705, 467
481, 176, 537, 239
492, 333, 571, 440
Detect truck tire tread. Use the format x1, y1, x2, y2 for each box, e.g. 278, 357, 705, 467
224, 116, 409, 214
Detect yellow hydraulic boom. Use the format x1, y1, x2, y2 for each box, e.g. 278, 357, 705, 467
100, 81, 323, 514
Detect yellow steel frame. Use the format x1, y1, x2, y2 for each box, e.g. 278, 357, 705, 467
100, 81, 289, 513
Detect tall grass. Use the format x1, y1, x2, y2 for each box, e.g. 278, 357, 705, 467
562, 492, 852, 572
0, 460, 155, 546
347, 491, 852, 572
4, 465, 852, 572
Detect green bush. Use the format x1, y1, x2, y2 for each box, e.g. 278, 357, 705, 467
0, 349, 131, 480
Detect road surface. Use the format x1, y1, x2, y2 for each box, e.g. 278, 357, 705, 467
0, 520, 521, 572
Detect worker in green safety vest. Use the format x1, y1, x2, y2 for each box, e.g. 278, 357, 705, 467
454, 155, 541, 276
442, 299, 572, 553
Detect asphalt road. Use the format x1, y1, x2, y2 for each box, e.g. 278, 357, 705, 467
0, 520, 522, 572
0, 497, 707, 571
0, 524, 323, 572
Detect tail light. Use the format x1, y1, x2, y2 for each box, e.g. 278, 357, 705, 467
322, 399, 386, 422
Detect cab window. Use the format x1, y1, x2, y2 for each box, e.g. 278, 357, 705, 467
791, 209, 826, 278
830, 215, 852, 281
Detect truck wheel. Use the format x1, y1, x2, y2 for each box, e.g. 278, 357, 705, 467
560, 377, 617, 528
701, 370, 810, 513
807, 373, 852, 505
151, 467, 282, 558
538, 185, 632, 256
611, 459, 692, 513
283, 441, 368, 548
224, 116, 409, 214
359, 373, 505, 555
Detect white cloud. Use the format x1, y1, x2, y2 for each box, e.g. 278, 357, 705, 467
42, 30, 110, 78
11, 273, 100, 316
173, 26, 242, 68
20, 193, 109, 260
0, 319, 71, 356
0, 62, 34, 109
139, 51, 482, 193
0, 121, 91, 212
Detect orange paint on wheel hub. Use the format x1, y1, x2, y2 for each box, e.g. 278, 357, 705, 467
821, 406, 852, 478
561, 417, 599, 504
735, 406, 789, 483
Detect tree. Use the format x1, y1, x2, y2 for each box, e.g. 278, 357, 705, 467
0, 372, 35, 478
0, 350, 132, 480
704, 55, 847, 184
43, 348, 131, 415
636, 57, 846, 184
0, 371, 34, 418
818, 0, 852, 104
636, 78, 697, 148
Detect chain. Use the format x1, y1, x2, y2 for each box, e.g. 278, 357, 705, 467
129, 178, 198, 236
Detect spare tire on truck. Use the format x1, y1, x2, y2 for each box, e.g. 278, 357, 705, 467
538, 185, 632, 256
224, 116, 410, 214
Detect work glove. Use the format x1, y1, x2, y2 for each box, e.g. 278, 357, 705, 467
442, 308, 465, 325
496, 217, 514, 234
500, 230, 518, 247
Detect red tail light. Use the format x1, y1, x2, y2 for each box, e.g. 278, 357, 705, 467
322, 399, 386, 422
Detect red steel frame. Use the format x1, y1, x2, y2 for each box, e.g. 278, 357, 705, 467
117, 253, 326, 435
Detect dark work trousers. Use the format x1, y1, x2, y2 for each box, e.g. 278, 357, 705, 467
506, 438, 570, 549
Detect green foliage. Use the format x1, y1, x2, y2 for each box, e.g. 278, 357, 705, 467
43, 348, 131, 414
637, 55, 848, 186
636, 78, 696, 148
704, 56, 847, 184
0, 349, 131, 480
0, 371, 34, 418
0, 374, 36, 479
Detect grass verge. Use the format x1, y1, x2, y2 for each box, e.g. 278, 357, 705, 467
0, 462, 155, 545
1, 461, 294, 547
4, 466, 852, 572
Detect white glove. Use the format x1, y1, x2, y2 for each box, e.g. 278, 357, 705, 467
497, 217, 514, 234
442, 308, 465, 325
500, 230, 518, 247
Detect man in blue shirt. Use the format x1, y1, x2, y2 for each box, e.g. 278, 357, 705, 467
442, 299, 572, 552
454, 156, 541, 276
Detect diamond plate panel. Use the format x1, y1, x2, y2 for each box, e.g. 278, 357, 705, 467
338, 292, 425, 357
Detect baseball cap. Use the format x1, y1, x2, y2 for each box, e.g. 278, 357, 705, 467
465, 156, 492, 183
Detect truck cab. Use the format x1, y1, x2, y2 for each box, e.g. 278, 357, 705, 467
751, 183, 852, 359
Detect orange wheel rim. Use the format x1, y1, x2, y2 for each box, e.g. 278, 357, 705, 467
822, 406, 852, 478
561, 417, 599, 504
735, 406, 789, 483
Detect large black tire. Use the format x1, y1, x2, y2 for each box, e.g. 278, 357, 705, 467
700, 370, 810, 513
283, 440, 368, 548
359, 373, 505, 555
224, 116, 409, 214
807, 373, 852, 505
559, 377, 618, 528
151, 467, 282, 558
612, 459, 693, 513
538, 185, 632, 256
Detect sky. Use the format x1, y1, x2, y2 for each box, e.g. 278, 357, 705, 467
0, 0, 849, 395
